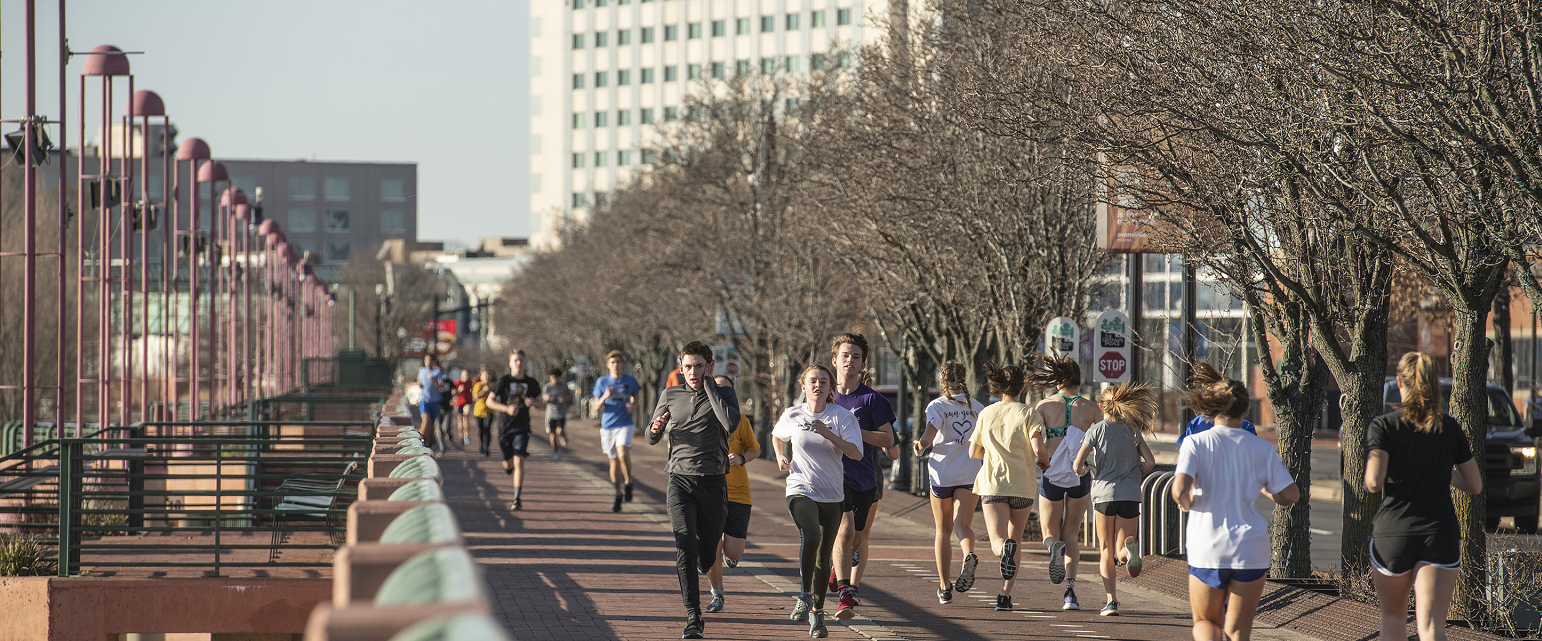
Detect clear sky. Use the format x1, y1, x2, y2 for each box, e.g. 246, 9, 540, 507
0, 0, 530, 247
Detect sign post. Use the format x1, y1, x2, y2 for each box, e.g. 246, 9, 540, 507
1093, 310, 1133, 383
1044, 317, 1080, 361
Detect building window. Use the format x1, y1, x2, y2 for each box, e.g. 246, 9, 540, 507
665, 25, 678, 41
641, 68, 655, 83
595, 111, 609, 127
572, 112, 585, 129
711, 20, 725, 36
595, 151, 608, 167
380, 209, 406, 234
688, 23, 701, 39
664, 65, 678, 81
837, 8, 851, 25
785, 55, 800, 73
618, 109, 632, 125
736, 59, 751, 76
736, 17, 750, 34
573, 0, 583, 8
664, 107, 679, 122
381, 178, 407, 202
710, 62, 725, 78
595, 31, 609, 47
572, 192, 585, 208
595, 0, 606, 6
325, 242, 351, 264
785, 98, 800, 114
595, 71, 608, 87
594, 192, 610, 208
839, 52, 852, 69
618, 29, 631, 45
811, 53, 826, 70
641, 108, 655, 124
572, 153, 585, 168
572, 33, 585, 49
288, 176, 316, 201
289, 208, 316, 232
641, 149, 656, 164
761, 15, 775, 32
811, 10, 826, 27
761, 57, 776, 74
324, 209, 350, 232
572, 73, 585, 89
786, 13, 800, 29
324, 177, 350, 202
618, 69, 631, 85
618, 150, 632, 166
641, 26, 655, 43
688, 64, 702, 80
234, 176, 258, 197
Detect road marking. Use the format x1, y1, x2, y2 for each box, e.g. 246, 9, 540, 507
1309, 528, 1332, 535
1075, 636, 1111, 639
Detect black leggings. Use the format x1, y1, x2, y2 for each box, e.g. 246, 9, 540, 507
667, 473, 728, 617
477, 416, 491, 450
787, 495, 843, 609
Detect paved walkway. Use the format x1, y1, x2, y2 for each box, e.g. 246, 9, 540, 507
438, 416, 1314, 641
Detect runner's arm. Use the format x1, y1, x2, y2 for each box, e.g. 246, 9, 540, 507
1363, 449, 1388, 493
1171, 473, 1194, 510
1453, 458, 1482, 494
862, 422, 895, 447
1263, 483, 1300, 506
773, 436, 791, 471
1071, 443, 1093, 476
913, 422, 939, 456
1137, 437, 1156, 476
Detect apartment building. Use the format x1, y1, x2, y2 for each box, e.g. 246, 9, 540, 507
219, 159, 418, 265
529, 0, 892, 248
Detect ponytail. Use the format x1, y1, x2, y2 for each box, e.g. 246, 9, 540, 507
984, 361, 1027, 399
1394, 352, 1442, 433
1183, 363, 1250, 421
1099, 382, 1158, 434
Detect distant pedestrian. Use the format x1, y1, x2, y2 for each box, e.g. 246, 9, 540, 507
544, 368, 573, 462
452, 369, 474, 447
416, 355, 447, 452
595, 350, 640, 512
1365, 352, 1482, 641
914, 360, 984, 605
486, 350, 544, 511
1172, 363, 1299, 641
827, 333, 897, 621
1176, 367, 1257, 447
970, 361, 1049, 612
1029, 355, 1100, 611
773, 365, 863, 638
706, 375, 760, 615
1072, 382, 1157, 617
472, 369, 492, 456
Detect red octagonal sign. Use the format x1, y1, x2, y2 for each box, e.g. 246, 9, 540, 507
1098, 352, 1127, 381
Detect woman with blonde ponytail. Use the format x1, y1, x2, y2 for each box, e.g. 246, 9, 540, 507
914, 360, 985, 604
1072, 383, 1157, 617
1365, 352, 1482, 641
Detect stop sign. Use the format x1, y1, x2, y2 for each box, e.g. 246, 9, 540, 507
726, 362, 739, 375
1098, 352, 1127, 381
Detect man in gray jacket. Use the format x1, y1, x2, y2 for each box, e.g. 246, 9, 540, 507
647, 341, 740, 639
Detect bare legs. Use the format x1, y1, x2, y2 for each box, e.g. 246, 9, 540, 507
1039, 493, 1090, 583
609, 446, 633, 494
982, 501, 1032, 597
1373, 564, 1458, 641
1188, 575, 1267, 641
1095, 511, 1138, 605
707, 534, 747, 591
929, 490, 979, 589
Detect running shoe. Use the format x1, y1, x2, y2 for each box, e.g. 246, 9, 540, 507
994, 594, 1013, 611
808, 610, 828, 638
723, 554, 739, 569
1124, 538, 1142, 578
833, 588, 857, 620
682, 616, 705, 639
852, 549, 860, 568
790, 593, 812, 622
560, 435, 568, 448
1062, 586, 1080, 611
828, 570, 840, 594
612, 495, 623, 513
625, 483, 635, 502
954, 553, 978, 593
706, 593, 724, 613
551, 452, 561, 462
1100, 601, 1119, 617
937, 586, 953, 604
1000, 539, 1018, 580
463, 436, 470, 446
1048, 540, 1067, 584
511, 498, 522, 511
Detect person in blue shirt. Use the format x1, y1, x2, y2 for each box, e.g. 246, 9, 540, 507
594, 350, 641, 511
416, 354, 448, 452
1176, 365, 1257, 446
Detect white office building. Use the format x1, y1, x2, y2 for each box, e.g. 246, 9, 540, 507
529, 0, 894, 248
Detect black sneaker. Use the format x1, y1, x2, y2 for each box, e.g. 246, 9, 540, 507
511, 498, 522, 511
808, 611, 828, 638
937, 586, 953, 604
682, 617, 705, 639
790, 593, 812, 622
706, 593, 724, 613
995, 594, 1013, 611
954, 553, 978, 593
612, 495, 623, 513
625, 483, 635, 502
1000, 539, 1018, 580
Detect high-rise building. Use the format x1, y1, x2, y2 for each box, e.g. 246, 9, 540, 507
528, 0, 893, 248
219, 159, 418, 265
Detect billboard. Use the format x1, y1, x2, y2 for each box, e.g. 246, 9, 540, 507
1095, 164, 1188, 254
1093, 310, 1133, 383
402, 319, 458, 359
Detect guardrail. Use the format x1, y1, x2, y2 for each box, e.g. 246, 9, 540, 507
1139, 469, 1186, 558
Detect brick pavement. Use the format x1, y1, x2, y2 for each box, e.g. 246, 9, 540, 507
441, 415, 1316, 641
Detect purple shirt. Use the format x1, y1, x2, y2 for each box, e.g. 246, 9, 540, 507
833, 384, 897, 492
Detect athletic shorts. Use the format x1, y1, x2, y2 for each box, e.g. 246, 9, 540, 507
500, 430, 530, 459
1370, 534, 1461, 576
1189, 566, 1268, 590
982, 495, 1034, 510
600, 425, 635, 459
723, 500, 752, 539
931, 483, 974, 500
1094, 500, 1140, 519
546, 418, 567, 434
418, 401, 440, 422
841, 485, 878, 531
1040, 474, 1092, 501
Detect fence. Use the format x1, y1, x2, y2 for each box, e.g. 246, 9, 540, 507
303, 354, 396, 392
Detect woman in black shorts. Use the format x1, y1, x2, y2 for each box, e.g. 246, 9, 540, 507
1030, 355, 1100, 610
1365, 352, 1482, 641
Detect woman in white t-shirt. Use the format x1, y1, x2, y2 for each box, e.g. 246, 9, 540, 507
1029, 355, 1101, 611
913, 360, 985, 605
1172, 364, 1299, 641
773, 364, 864, 638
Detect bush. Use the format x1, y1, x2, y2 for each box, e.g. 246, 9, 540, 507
0, 534, 58, 576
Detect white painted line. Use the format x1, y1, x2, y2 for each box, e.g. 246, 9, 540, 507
1309, 528, 1332, 535
1075, 636, 1111, 639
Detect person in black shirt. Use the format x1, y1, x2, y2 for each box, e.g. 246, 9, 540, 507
486, 349, 546, 511
1365, 352, 1482, 641
646, 341, 740, 640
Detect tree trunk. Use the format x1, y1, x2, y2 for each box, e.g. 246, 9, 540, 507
1263, 307, 1328, 578
1449, 309, 1492, 617
1318, 306, 1391, 578
1495, 286, 1514, 396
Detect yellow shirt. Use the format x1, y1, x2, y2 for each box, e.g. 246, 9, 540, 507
726, 416, 760, 505
970, 402, 1044, 499
471, 381, 490, 418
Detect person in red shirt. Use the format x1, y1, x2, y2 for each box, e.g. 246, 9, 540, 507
452, 370, 474, 447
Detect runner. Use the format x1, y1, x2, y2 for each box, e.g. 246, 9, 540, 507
595, 350, 641, 512
913, 360, 984, 604
472, 369, 492, 456
544, 367, 573, 462
969, 361, 1049, 611
1029, 354, 1100, 610
485, 349, 545, 511
773, 365, 864, 638
1366, 352, 1483, 641
1172, 363, 1299, 641
827, 333, 896, 620
1176, 365, 1256, 446
416, 355, 447, 452
706, 375, 760, 615
1072, 382, 1158, 617
646, 341, 740, 640
452, 369, 474, 447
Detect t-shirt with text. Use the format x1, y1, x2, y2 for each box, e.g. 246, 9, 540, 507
773, 404, 863, 504
492, 374, 541, 434
832, 384, 897, 492
1367, 410, 1473, 537
593, 374, 641, 429
925, 395, 985, 488
1177, 425, 1295, 569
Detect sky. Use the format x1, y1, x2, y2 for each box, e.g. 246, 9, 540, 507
0, 0, 531, 247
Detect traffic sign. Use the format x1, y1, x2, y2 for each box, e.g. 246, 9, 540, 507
1093, 310, 1132, 383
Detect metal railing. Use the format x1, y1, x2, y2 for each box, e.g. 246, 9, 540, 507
0, 420, 375, 576
1139, 469, 1187, 558
302, 355, 396, 391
